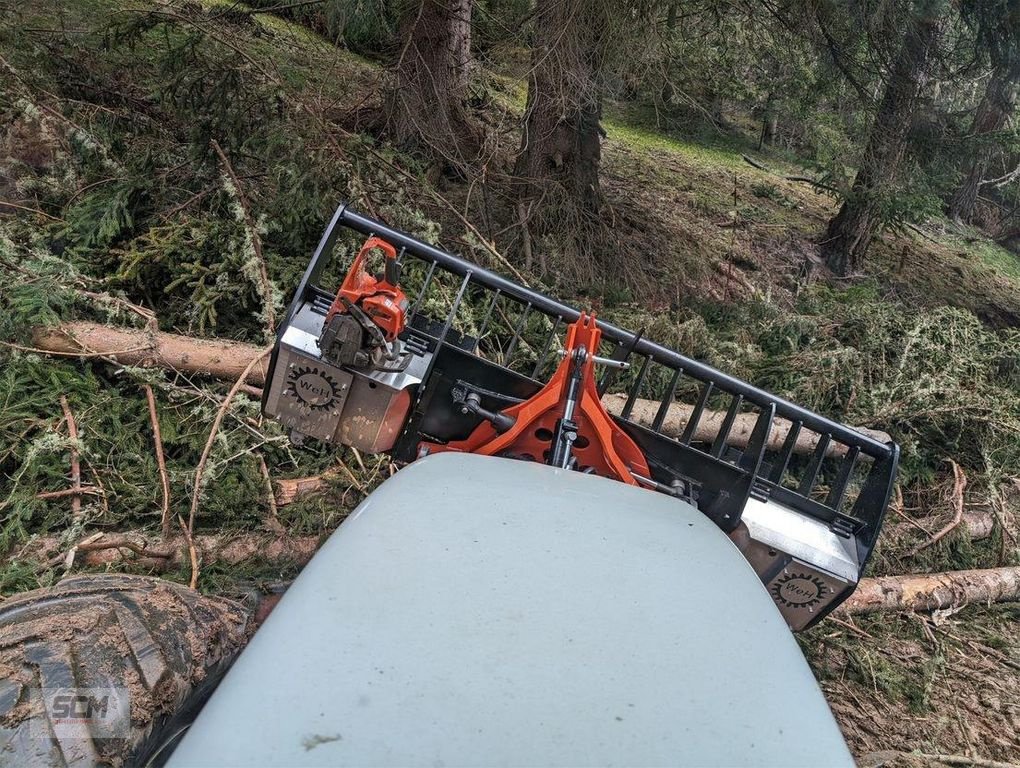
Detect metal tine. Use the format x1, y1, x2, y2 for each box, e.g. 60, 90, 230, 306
597, 344, 619, 393
418, 271, 473, 386
769, 420, 802, 483
825, 445, 860, 511
680, 381, 714, 445
652, 367, 682, 433
597, 328, 643, 396
504, 302, 532, 361
532, 316, 563, 379
476, 288, 502, 340
409, 261, 437, 318
438, 272, 473, 347
710, 394, 743, 458
798, 433, 831, 497
620, 355, 651, 420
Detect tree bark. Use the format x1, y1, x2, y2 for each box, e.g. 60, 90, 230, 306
31, 322, 269, 385
758, 94, 779, 149
886, 509, 995, 543
947, 66, 1020, 224
514, 0, 607, 228
385, 0, 478, 169
821, 4, 944, 276
25, 532, 322, 572
838, 566, 1020, 615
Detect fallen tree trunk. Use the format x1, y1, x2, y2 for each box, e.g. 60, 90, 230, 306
838, 566, 1020, 615
26, 532, 321, 572
19, 532, 1020, 616
32, 322, 887, 456
601, 392, 890, 458
31, 322, 269, 386
886, 509, 995, 543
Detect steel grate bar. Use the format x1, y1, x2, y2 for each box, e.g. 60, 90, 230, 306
409, 261, 437, 318
441, 272, 473, 344
620, 356, 651, 420
769, 420, 802, 483
476, 288, 502, 340
504, 302, 532, 361
680, 381, 714, 445
825, 445, 860, 511
532, 317, 563, 379
710, 394, 743, 458
798, 433, 831, 496
652, 367, 683, 433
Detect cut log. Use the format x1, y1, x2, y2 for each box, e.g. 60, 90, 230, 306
23, 532, 322, 572
31, 321, 889, 456
31, 322, 268, 386
601, 393, 890, 458
839, 566, 1020, 615
886, 509, 994, 544
274, 468, 343, 507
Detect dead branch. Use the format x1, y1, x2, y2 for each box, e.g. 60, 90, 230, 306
741, 154, 771, 171
783, 176, 840, 194
839, 566, 1020, 615
58, 396, 83, 523
915, 754, 1016, 768
210, 139, 275, 339
909, 460, 967, 556
35, 486, 100, 501
47, 534, 174, 569
142, 384, 172, 538
32, 322, 269, 385
188, 346, 274, 588
602, 393, 890, 457
887, 509, 994, 543
258, 455, 286, 535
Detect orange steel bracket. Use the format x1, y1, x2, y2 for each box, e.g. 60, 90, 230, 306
425, 313, 650, 485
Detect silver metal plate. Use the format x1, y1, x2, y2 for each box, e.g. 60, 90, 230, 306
730, 496, 860, 630
264, 344, 354, 442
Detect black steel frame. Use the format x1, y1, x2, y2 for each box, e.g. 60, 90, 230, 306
273, 203, 900, 582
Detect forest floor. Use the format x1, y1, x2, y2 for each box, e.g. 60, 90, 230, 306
2, 2, 1020, 766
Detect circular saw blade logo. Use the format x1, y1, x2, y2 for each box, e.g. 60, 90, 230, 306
771, 572, 828, 610
286, 365, 340, 411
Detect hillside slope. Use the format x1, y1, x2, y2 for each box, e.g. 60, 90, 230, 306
2, 3, 1019, 765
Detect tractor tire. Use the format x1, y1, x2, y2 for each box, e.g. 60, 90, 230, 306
0, 574, 253, 767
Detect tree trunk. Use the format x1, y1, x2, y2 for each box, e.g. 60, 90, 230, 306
25, 532, 322, 572
947, 66, 1020, 224
886, 509, 995, 543
821, 5, 943, 276
31, 322, 269, 385
385, 0, 478, 169
514, 0, 606, 229
838, 566, 1020, 615
758, 94, 779, 149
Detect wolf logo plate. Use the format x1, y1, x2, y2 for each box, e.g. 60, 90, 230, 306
266, 346, 354, 442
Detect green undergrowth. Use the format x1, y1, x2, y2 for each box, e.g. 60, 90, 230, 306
801, 603, 1020, 733
2, 0, 1018, 597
